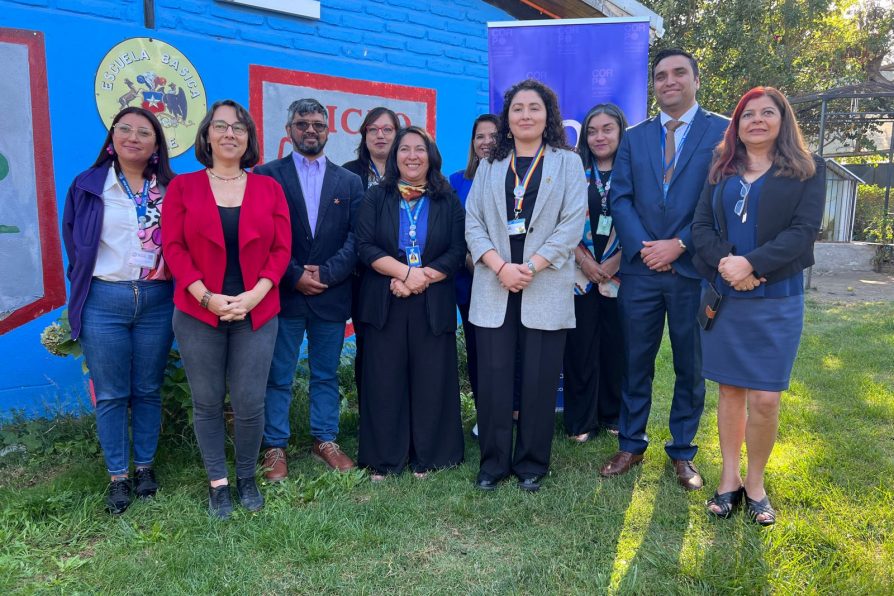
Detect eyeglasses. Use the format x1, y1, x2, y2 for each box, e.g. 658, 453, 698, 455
366, 125, 396, 137
210, 120, 249, 136
113, 123, 155, 140
735, 180, 751, 223
290, 121, 328, 132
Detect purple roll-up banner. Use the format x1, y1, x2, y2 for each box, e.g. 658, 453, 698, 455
488, 17, 651, 147
488, 18, 651, 410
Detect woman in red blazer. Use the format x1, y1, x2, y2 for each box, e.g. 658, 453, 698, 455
162, 100, 291, 519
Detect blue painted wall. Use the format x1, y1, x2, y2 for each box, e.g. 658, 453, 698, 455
0, 0, 512, 417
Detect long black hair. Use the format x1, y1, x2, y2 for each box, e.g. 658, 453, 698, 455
463, 113, 499, 180
491, 79, 568, 162
91, 107, 176, 186
576, 103, 628, 172
381, 126, 452, 200
354, 106, 400, 173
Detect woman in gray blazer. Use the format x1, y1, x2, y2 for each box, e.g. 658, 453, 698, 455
465, 79, 587, 492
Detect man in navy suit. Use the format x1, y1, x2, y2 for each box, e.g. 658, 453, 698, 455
255, 98, 364, 479
601, 49, 729, 490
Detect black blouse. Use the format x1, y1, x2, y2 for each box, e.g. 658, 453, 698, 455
504, 155, 544, 264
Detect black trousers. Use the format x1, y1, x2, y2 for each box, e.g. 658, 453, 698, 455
456, 301, 479, 403
475, 292, 566, 481
357, 294, 464, 474
351, 271, 365, 405
562, 289, 623, 436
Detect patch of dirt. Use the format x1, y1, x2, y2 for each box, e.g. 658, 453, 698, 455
807, 269, 894, 303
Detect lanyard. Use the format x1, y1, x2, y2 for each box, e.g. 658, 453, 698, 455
368, 161, 382, 184
400, 196, 426, 246
509, 144, 545, 218
117, 172, 151, 238
588, 167, 612, 215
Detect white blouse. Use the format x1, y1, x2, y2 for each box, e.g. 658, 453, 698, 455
93, 166, 152, 281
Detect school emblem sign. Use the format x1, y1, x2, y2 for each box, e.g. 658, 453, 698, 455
94, 38, 206, 157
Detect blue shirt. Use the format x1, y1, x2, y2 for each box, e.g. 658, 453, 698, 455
292, 152, 326, 236
719, 174, 803, 298
449, 170, 474, 305
398, 196, 429, 263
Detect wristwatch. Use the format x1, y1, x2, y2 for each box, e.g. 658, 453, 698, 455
526, 260, 537, 276
676, 237, 687, 251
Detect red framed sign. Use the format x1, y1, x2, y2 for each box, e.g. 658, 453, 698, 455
248, 65, 437, 165
0, 28, 65, 335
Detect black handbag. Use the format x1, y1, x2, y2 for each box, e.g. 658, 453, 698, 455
697, 282, 722, 331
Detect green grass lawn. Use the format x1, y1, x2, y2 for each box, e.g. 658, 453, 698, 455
1, 301, 892, 594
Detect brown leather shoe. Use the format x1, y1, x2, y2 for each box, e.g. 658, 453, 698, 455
262, 447, 287, 482
672, 459, 704, 491
599, 451, 644, 477
312, 440, 356, 472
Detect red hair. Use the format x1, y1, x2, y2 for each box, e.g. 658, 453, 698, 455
708, 86, 815, 184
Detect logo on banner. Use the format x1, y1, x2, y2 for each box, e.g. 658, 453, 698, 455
94, 38, 207, 157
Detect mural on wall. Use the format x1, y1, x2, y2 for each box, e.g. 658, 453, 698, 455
0, 28, 65, 335
94, 37, 207, 158
249, 65, 437, 166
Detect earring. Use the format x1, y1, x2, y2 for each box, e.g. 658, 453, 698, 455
507, 131, 513, 139
106, 144, 115, 156
150, 152, 159, 165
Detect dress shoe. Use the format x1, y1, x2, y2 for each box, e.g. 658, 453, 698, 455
474, 474, 502, 491
312, 440, 356, 472
262, 447, 288, 482
672, 459, 704, 491
599, 451, 644, 477
236, 477, 265, 512
517, 476, 544, 492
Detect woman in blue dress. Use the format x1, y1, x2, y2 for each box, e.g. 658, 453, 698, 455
692, 87, 825, 526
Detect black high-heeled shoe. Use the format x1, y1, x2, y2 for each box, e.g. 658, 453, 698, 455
706, 486, 744, 519
744, 489, 776, 526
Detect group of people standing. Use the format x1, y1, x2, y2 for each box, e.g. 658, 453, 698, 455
63, 48, 824, 526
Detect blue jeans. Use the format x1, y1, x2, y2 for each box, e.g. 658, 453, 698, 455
264, 313, 346, 446
78, 279, 174, 475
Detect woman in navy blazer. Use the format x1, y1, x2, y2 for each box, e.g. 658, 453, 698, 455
354, 126, 466, 480
162, 100, 290, 519
692, 87, 825, 526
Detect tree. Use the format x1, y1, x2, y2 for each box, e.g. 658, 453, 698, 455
639, 0, 894, 116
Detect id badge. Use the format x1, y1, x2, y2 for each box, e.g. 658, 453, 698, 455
406, 245, 422, 268
506, 218, 527, 236
596, 215, 613, 236
129, 249, 159, 269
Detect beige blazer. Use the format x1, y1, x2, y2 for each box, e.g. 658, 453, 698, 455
465, 147, 587, 330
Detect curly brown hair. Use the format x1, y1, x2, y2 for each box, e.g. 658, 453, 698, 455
490, 79, 568, 162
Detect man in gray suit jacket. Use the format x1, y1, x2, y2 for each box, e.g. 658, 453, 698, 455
254, 99, 364, 480
601, 50, 729, 491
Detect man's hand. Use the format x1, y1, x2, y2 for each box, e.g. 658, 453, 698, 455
640, 239, 684, 271
295, 265, 328, 296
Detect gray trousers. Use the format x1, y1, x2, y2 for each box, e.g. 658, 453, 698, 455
173, 309, 278, 480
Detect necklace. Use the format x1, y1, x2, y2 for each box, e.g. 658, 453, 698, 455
207, 168, 245, 182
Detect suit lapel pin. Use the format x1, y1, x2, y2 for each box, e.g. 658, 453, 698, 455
333, 198, 340, 204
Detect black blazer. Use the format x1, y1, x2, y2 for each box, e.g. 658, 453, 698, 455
355, 184, 466, 335
342, 159, 371, 191
254, 155, 364, 321
691, 155, 826, 284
